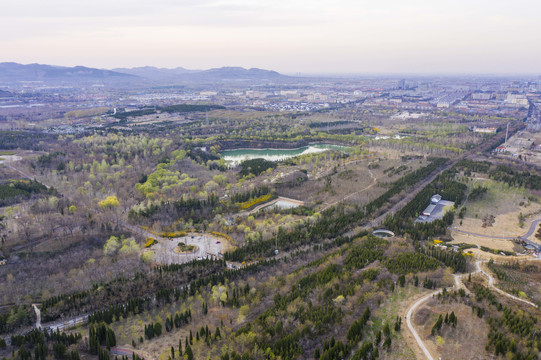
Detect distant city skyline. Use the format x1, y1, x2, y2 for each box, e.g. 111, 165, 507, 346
1, 0, 540, 75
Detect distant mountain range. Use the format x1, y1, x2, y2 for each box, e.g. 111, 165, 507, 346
113, 66, 287, 82
0, 63, 290, 84
0, 89, 13, 97
0, 62, 134, 82
112, 66, 200, 81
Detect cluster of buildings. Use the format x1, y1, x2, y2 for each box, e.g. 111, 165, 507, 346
2, 75, 541, 129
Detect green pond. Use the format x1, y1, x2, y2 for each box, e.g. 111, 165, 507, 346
221, 144, 345, 165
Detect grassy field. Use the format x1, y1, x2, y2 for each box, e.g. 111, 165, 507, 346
451, 179, 541, 251
490, 260, 541, 307
461, 179, 531, 219
110, 295, 239, 360
416, 300, 490, 360
366, 285, 427, 360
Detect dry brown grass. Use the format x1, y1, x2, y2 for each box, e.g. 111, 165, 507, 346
455, 207, 540, 238
466, 248, 536, 262
449, 233, 516, 252
112, 300, 239, 360
277, 157, 426, 211
450, 178, 541, 251
371, 284, 450, 360
415, 300, 491, 360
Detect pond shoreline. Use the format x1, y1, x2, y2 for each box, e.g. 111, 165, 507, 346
221, 143, 347, 164
218, 139, 349, 151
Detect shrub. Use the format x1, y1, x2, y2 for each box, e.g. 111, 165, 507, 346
144, 238, 157, 248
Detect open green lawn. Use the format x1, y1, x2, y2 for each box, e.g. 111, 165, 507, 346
365, 286, 428, 360
463, 179, 531, 218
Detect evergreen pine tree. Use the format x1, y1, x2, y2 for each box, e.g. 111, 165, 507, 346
185, 343, 194, 360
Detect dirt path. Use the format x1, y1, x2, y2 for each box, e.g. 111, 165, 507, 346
405, 270, 477, 360
321, 166, 377, 211
32, 304, 41, 329
3, 160, 51, 190
451, 228, 515, 240
406, 290, 440, 360
406, 259, 538, 360
475, 260, 538, 308
111, 346, 152, 360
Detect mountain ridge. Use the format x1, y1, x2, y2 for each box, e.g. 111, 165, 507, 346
0, 62, 135, 82
0, 62, 291, 84
113, 65, 288, 82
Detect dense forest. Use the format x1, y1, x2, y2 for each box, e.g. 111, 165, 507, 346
239, 158, 278, 177
489, 164, 541, 190
0, 180, 49, 206
383, 168, 467, 242
0, 103, 531, 360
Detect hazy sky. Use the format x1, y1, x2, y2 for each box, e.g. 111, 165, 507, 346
1, 0, 540, 74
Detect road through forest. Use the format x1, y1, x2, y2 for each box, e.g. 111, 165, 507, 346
406, 260, 538, 360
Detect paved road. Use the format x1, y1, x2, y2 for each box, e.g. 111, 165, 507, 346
522, 219, 541, 241
2, 123, 524, 346
41, 314, 89, 332
451, 218, 541, 249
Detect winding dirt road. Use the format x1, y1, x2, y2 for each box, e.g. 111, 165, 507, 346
405, 270, 479, 360
406, 260, 538, 359
406, 290, 440, 360
475, 261, 538, 308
